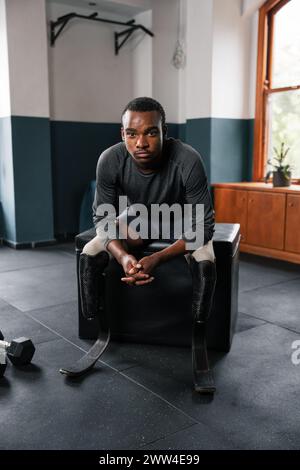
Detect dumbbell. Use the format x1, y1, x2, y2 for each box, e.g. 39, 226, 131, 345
0, 330, 7, 377
0, 351, 7, 377
0, 330, 35, 366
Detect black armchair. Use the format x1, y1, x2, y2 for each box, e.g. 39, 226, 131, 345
75, 223, 240, 353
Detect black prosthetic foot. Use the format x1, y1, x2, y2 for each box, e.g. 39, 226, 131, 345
60, 251, 110, 377
59, 326, 110, 377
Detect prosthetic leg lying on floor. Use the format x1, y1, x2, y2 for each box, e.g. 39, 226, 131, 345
60, 250, 110, 377
190, 257, 217, 393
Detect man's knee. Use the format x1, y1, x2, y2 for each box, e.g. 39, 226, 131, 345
82, 236, 107, 256
191, 239, 215, 263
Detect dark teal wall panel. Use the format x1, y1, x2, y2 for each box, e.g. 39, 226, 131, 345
185, 118, 212, 181
185, 117, 254, 184
210, 118, 252, 183
50, 121, 121, 235
0, 116, 16, 242
166, 123, 179, 139
11, 116, 54, 243
50, 121, 182, 235
178, 123, 187, 142
0, 116, 254, 241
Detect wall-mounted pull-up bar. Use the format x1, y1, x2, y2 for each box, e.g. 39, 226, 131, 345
50, 12, 154, 55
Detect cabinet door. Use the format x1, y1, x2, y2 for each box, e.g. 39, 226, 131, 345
214, 188, 247, 242
247, 191, 285, 249
285, 195, 300, 253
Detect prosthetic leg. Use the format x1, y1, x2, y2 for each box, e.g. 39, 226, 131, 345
60, 251, 110, 377
190, 258, 217, 393
79, 252, 110, 321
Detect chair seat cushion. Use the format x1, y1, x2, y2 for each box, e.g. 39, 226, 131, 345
75, 223, 240, 255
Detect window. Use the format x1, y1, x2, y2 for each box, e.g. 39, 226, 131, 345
253, 0, 300, 182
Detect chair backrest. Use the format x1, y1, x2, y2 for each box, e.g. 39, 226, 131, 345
79, 180, 96, 232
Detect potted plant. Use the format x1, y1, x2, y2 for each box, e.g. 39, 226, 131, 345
265, 142, 292, 187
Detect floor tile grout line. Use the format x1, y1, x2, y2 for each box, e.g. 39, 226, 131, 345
33, 337, 68, 347
0, 259, 75, 275
235, 322, 267, 334
0, 295, 78, 314
22, 310, 201, 427
138, 422, 200, 449
58, 253, 75, 258
2, 299, 79, 315
239, 310, 300, 335
115, 370, 199, 425
20, 311, 91, 354
13, 299, 78, 315
239, 275, 300, 294
239, 311, 266, 320
114, 363, 144, 373
240, 257, 300, 271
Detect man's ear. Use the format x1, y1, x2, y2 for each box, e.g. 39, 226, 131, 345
121, 127, 125, 141
163, 125, 168, 138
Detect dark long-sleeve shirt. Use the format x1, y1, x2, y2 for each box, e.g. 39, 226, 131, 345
92, 138, 215, 249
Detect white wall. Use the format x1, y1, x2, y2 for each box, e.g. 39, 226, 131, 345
182, 0, 258, 122
132, 9, 153, 98
47, 0, 259, 124
242, 0, 265, 16
47, 1, 134, 122
211, 0, 253, 119
177, 0, 186, 124
5, 0, 50, 117
0, 0, 11, 117
48, 0, 183, 124
185, 0, 214, 119
113, 0, 151, 9
152, 0, 180, 123
46, 0, 259, 124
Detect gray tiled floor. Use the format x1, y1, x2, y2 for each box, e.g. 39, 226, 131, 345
0, 243, 300, 450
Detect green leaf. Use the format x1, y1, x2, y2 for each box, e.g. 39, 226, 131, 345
265, 171, 272, 183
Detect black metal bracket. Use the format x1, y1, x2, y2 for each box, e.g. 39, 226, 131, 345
50, 11, 154, 55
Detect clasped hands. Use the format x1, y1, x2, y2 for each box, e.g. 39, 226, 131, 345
120, 253, 160, 286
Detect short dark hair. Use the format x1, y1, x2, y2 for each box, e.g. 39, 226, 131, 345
121, 97, 166, 128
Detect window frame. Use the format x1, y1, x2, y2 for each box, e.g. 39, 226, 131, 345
253, 0, 300, 183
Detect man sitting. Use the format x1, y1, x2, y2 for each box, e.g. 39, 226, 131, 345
80, 97, 216, 393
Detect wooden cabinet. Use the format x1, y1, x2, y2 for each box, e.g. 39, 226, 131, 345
285, 195, 300, 253
247, 191, 285, 249
213, 182, 300, 264
214, 189, 247, 242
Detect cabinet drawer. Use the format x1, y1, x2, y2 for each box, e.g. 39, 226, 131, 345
285, 195, 300, 253
247, 191, 285, 249
214, 188, 247, 242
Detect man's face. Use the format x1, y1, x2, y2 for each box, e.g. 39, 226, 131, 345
121, 110, 165, 171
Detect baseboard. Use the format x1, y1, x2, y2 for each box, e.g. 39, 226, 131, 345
3, 238, 57, 249
240, 243, 300, 265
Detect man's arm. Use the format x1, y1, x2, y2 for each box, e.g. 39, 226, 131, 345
136, 239, 187, 276
92, 154, 151, 285
137, 152, 214, 275
92, 149, 119, 248
183, 152, 215, 247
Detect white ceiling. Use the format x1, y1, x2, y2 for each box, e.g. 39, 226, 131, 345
46, 0, 152, 18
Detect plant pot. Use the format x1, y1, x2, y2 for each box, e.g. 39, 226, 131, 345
273, 170, 291, 187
